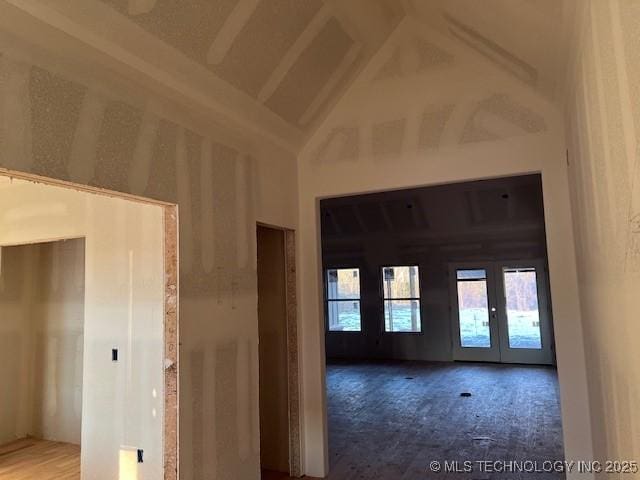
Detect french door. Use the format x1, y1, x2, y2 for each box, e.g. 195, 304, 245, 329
449, 260, 554, 365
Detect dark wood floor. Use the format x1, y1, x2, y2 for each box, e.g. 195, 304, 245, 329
325, 361, 565, 479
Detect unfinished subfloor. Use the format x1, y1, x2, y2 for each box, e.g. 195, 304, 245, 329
326, 361, 565, 479
0, 438, 79, 479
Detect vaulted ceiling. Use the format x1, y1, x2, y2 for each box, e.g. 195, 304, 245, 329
3, 0, 574, 153
99, 0, 403, 134
404, 0, 575, 103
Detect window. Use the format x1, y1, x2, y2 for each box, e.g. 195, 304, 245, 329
326, 268, 362, 332
382, 266, 421, 332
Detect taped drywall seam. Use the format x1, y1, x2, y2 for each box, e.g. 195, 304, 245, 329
200, 138, 215, 274
68, 88, 106, 184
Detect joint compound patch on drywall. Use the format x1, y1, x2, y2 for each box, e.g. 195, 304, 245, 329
418, 104, 455, 149
144, 119, 178, 202
0, 54, 34, 171
67, 89, 107, 185
129, 108, 160, 195
101, 0, 237, 66
372, 118, 406, 159
460, 94, 546, 144
91, 100, 143, 191
265, 18, 354, 125
313, 126, 359, 165
375, 38, 454, 81
215, 342, 239, 479
29, 67, 86, 180
212, 0, 323, 98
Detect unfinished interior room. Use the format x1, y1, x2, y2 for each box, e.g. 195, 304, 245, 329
0, 0, 638, 479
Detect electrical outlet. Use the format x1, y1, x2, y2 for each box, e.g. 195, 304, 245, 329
112, 349, 118, 362
137, 449, 143, 463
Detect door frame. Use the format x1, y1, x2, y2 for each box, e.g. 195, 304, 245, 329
494, 259, 554, 364
0, 168, 180, 480
256, 223, 302, 477
449, 259, 555, 365
449, 262, 501, 362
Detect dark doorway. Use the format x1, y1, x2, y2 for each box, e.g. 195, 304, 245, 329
257, 225, 290, 478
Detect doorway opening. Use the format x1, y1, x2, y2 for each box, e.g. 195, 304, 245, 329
256, 225, 300, 479
320, 174, 564, 477
0, 238, 85, 478
0, 171, 178, 480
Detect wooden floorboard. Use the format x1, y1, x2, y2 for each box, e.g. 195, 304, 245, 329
0, 439, 80, 479
325, 360, 565, 480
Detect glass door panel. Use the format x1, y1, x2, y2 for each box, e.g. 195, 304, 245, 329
450, 263, 500, 362
495, 261, 554, 364
455, 269, 491, 348
502, 268, 542, 349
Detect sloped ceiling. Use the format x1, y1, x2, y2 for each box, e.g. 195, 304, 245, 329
2, 0, 574, 153
99, 0, 403, 134
404, 0, 574, 103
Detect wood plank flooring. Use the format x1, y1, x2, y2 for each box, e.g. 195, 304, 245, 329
3, 362, 563, 480
0, 438, 79, 479
325, 361, 565, 480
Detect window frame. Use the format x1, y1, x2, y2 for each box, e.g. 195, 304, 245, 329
324, 266, 363, 333
379, 264, 423, 334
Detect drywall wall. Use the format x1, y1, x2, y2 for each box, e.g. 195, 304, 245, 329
320, 175, 552, 362
564, 0, 640, 466
0, 14, 299, 480
30, 240, 85, 445
0, 176, 165, 479
0, 239, 85, 446
257, 226, 290, 473
297, 18, 593, 478
0, 243, 36, 446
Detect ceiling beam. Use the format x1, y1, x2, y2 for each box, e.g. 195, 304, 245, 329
299, 44, 361, 126
128, 0, 157, 16
257, 4, 332, 102
207, 0, 260, 65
